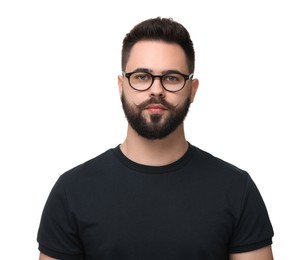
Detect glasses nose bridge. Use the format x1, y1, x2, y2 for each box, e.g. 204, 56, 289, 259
150, 74, 164, 89
152, 74, 163, 83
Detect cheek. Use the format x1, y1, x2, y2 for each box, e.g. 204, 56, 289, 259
132, 95, 146, 106
169, 92, 190, 107
122, 88, 145, 106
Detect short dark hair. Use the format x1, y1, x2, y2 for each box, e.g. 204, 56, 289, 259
121, 17, 195, 73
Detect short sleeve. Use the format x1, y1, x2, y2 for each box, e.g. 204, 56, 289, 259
229, 174, 274, 253
37, 175, 84, 259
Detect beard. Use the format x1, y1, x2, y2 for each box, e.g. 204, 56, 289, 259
121, 93, 191, 140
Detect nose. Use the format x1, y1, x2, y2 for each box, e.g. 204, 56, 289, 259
149, 76, 165, 96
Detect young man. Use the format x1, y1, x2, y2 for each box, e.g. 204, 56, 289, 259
37, 17, 274, 260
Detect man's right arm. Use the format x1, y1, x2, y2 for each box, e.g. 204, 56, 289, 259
39, 252, 83, 260
39, 252, 58, 260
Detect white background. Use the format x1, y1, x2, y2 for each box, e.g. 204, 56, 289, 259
1, 0, 305, 259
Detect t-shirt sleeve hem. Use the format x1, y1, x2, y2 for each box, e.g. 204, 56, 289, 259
39, 244, 83, 260
229, 238, 273, 253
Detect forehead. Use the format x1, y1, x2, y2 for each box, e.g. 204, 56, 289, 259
126, 40, 188, 73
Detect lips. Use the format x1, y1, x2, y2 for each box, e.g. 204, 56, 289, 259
145, 104, 167, 113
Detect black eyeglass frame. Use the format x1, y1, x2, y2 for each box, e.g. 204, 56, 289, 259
122, 71, 194, 92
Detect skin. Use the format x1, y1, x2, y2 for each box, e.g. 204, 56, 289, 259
39, 254, 56, 260
118, 40, 199, 166
230, 246, 274, 260
39, 40, 273, 260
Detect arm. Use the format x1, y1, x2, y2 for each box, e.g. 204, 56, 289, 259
230, 246, 273, 260
39, 252, 84, 260
38, 175, 84, 260
39, 252, 58, 260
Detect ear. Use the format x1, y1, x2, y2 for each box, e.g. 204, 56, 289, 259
118, 75, 123, 97
190, 78, 199, 103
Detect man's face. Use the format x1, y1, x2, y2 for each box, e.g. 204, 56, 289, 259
118, 40, 198, 140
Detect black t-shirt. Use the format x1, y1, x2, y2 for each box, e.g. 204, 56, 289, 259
37, 144, 274, 260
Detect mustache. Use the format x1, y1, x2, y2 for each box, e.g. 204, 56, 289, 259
136, 97, 177, 110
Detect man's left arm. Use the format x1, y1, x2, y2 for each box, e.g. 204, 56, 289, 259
230, 246, 273, 260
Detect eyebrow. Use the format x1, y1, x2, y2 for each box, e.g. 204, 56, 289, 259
131, 68, 185, 74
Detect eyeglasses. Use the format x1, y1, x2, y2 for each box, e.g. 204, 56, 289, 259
122, 71, 194, 92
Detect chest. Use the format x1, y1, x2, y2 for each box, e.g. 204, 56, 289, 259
74, 178, 235, 259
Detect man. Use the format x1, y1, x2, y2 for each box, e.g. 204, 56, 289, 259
37, 17, 274, 259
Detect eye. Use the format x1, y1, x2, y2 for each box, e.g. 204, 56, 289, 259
133, 73, 151, 81
163, 74, 182, 84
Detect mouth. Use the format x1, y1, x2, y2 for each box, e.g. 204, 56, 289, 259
145, 104, 167, 113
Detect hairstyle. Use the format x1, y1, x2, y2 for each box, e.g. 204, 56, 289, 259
121, 17, 195, 73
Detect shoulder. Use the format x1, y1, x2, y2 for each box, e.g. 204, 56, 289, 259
56, 146, 120, 187
189, 144, 249, 181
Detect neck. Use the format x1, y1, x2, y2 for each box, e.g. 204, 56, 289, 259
120, 124, 188, 166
